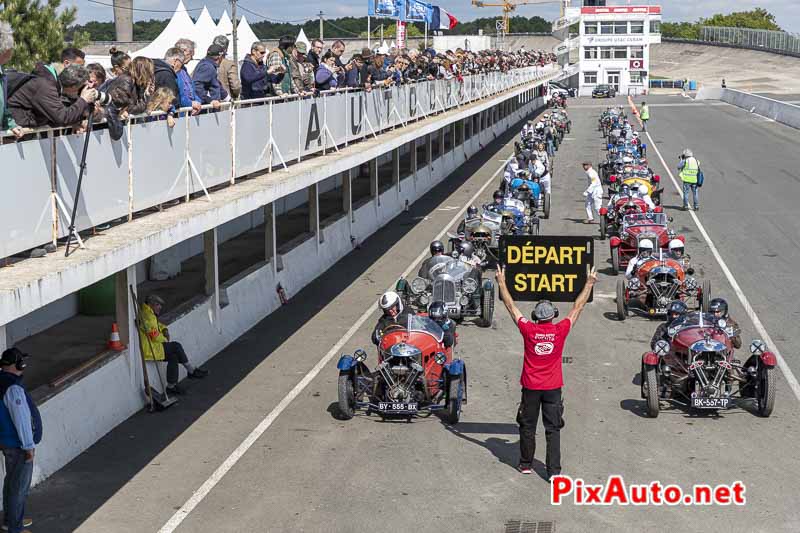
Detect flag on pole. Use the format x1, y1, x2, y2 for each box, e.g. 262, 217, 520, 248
431, 5, 458, 30
402, 0, 430, 22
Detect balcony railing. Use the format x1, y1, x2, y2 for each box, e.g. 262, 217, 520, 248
0, 64, 558, 261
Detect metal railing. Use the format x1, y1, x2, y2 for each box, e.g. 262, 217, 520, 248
1, 64, 558, 261
665, 26, 800, 58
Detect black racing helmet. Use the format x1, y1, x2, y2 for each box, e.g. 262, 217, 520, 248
493, 189, 504, 202
709, 298, 729, 318
428, 301, 447, 322
458, 241, 474, 257
467, 205, 478, 219
667, 300, 688, 323
429, 240, 445, 256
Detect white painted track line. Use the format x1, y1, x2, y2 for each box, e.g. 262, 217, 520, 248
157, 146, 516, 533
644, 129, 800, 404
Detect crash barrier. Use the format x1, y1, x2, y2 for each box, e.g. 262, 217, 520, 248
0, 63, 559, 260
648, 79, 688, 90
699, 26, 800, 58
696, 87, 800, 130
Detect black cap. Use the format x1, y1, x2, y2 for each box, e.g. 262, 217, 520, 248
207, 44, 225, 58
279, 35, 296, 50
0, 348, 28, 367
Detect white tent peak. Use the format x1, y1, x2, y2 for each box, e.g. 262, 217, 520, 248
217, 11, 233, 37
296, 28, 311, 49
194, 6, 220, 58
128, 0, 196, 60
236, 15, 260, 52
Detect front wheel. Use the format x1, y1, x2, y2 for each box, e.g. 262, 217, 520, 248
756, 365, 776, 417
645, 365, 660, 418
543, 193, 551, 219
701, 280, 711, 312
446, 375, 463, 424
480, 284, 495, 328
616, 278, 628, 321
600, 216, 607, 240
611, 246, 621, 274
337, 373, 355, 420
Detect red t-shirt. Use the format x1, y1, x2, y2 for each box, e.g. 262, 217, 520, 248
517, 317, 572, 390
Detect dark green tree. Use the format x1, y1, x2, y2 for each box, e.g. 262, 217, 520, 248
0, 0, 89, 71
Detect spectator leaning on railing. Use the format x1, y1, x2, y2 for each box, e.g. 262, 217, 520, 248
213, 35, 241, 100
0, 21, 23, 139
8, 63, 97, 129
153, 47, 183, 115
192, 44, 228, 107
174, 38, 202, 115
267, 36, 299, 97
315, 51, 339, 91
291, 41, 314, 96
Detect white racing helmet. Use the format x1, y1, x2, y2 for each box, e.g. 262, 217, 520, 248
638, 239, 654, 256
638, 184, 649, 196
668, 239, 685, 255
379, 291, 403, 316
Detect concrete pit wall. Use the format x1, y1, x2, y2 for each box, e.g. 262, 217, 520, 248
26, 91, 548, 487
696, 87, 800, 130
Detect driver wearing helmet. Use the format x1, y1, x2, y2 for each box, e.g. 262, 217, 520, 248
650, 300, 688, 349
372, 291, 414, 346
428, 300, 456, 348
456, 206, 480, 237
458, 241, 483, 269
634, 183, 656, 210
418, 240, 448, 278
625, 239, 654, 279
667, 238, 685, 259
487, 189, 506, 213
607, 183, 632, 208
709, 298, 742, 349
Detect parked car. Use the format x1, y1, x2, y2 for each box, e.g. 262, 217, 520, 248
592, 84, 617, 98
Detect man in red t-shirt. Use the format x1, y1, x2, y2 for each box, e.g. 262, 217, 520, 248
496, 265, 597, 480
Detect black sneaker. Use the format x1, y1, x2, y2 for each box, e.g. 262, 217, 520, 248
188, 368, 208, 379
166, 384, 185, 395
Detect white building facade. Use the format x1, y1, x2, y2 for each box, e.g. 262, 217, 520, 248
574, 5, 662, 96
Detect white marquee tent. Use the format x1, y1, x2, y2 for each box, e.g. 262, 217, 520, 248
128, 0, 196, 61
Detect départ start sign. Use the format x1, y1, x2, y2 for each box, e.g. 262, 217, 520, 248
499, 236, 594, 302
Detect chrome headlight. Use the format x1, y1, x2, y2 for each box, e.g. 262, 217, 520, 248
684, 277, 698, 290
419, 294, 430, 306
717, 319, 727, 329
463, 278, 478, 294
354, 349, 367, 362
750, 339, 767, 355
434, 352, 447, 365
411, 277, 428, 294
460, 295, 469, 306
627, 278, 640, 290
654, 340, 670, 357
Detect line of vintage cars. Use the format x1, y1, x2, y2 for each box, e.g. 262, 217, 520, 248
596, 107, 777, 418
335, 104, 571, 424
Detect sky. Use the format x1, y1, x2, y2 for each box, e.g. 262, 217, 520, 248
66, 1, 800, 33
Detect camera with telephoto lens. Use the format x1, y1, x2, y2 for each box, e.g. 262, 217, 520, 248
95, 90, 112, 106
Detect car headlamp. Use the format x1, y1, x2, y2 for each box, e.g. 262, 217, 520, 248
717, 319, 727, 329
684, 277, 698, 290
463, 278, 478, 294
435, 352, 447, 365
654, 340, 670, 357
411, 277, 428, 294
354, 349, 367, 362
627, 278, 640, 290
460, 295, 469, 306
749, 339, 767, 355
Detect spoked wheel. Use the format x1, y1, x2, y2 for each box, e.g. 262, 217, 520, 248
756, 365, 776, 417
337, 373, 355, 420
701, 280, 711, 312
480, 284, 495, 328
644, 365, 660, 418
616, 278, 628, 321
445, 375, 463, 424
611, 247, 621, 274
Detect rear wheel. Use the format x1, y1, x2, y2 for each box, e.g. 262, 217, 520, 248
611, 247, 621, 274
645, 366, 660, 418
616, 279, 628, 321
701, 280, 711, 312
599, 216, 607, 240
481, 284, 495, 328
756, 365, 776, 417
337, 373, 355, 420
543, 193, 551, 219
446, 375, 463, 424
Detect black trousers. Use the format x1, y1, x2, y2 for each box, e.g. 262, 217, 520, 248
517, 388, 562, 475
163, 341, 189, 385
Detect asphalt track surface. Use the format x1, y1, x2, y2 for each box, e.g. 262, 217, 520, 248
30, 95, 800, 532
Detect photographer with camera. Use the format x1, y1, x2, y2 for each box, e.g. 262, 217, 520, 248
8, 63, 98, 129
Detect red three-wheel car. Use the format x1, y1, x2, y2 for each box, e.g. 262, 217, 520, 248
336, 314, 466, 423
608, 211, 677, 272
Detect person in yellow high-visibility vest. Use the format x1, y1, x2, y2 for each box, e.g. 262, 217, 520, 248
639, 101, 649, 131
678, 148, 700, 211
139, 294, 208, 395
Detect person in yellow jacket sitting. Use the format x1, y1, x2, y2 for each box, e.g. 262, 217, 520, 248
139, 294, 208, 395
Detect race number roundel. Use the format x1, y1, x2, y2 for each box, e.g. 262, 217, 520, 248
630, 59, 644, 70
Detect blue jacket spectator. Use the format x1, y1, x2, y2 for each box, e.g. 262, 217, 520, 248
314, 52, 340, 91
177, 68, 200, 108
193, 45, 228, 105
240, 42, 285, 99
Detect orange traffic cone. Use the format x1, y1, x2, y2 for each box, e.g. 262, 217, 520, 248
107, 322, 125, 351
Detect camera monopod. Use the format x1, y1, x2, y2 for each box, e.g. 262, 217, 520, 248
64, 109, 94, 257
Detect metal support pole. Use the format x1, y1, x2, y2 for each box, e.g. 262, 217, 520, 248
318, 11, 324, 41
231, 0, 238, 67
